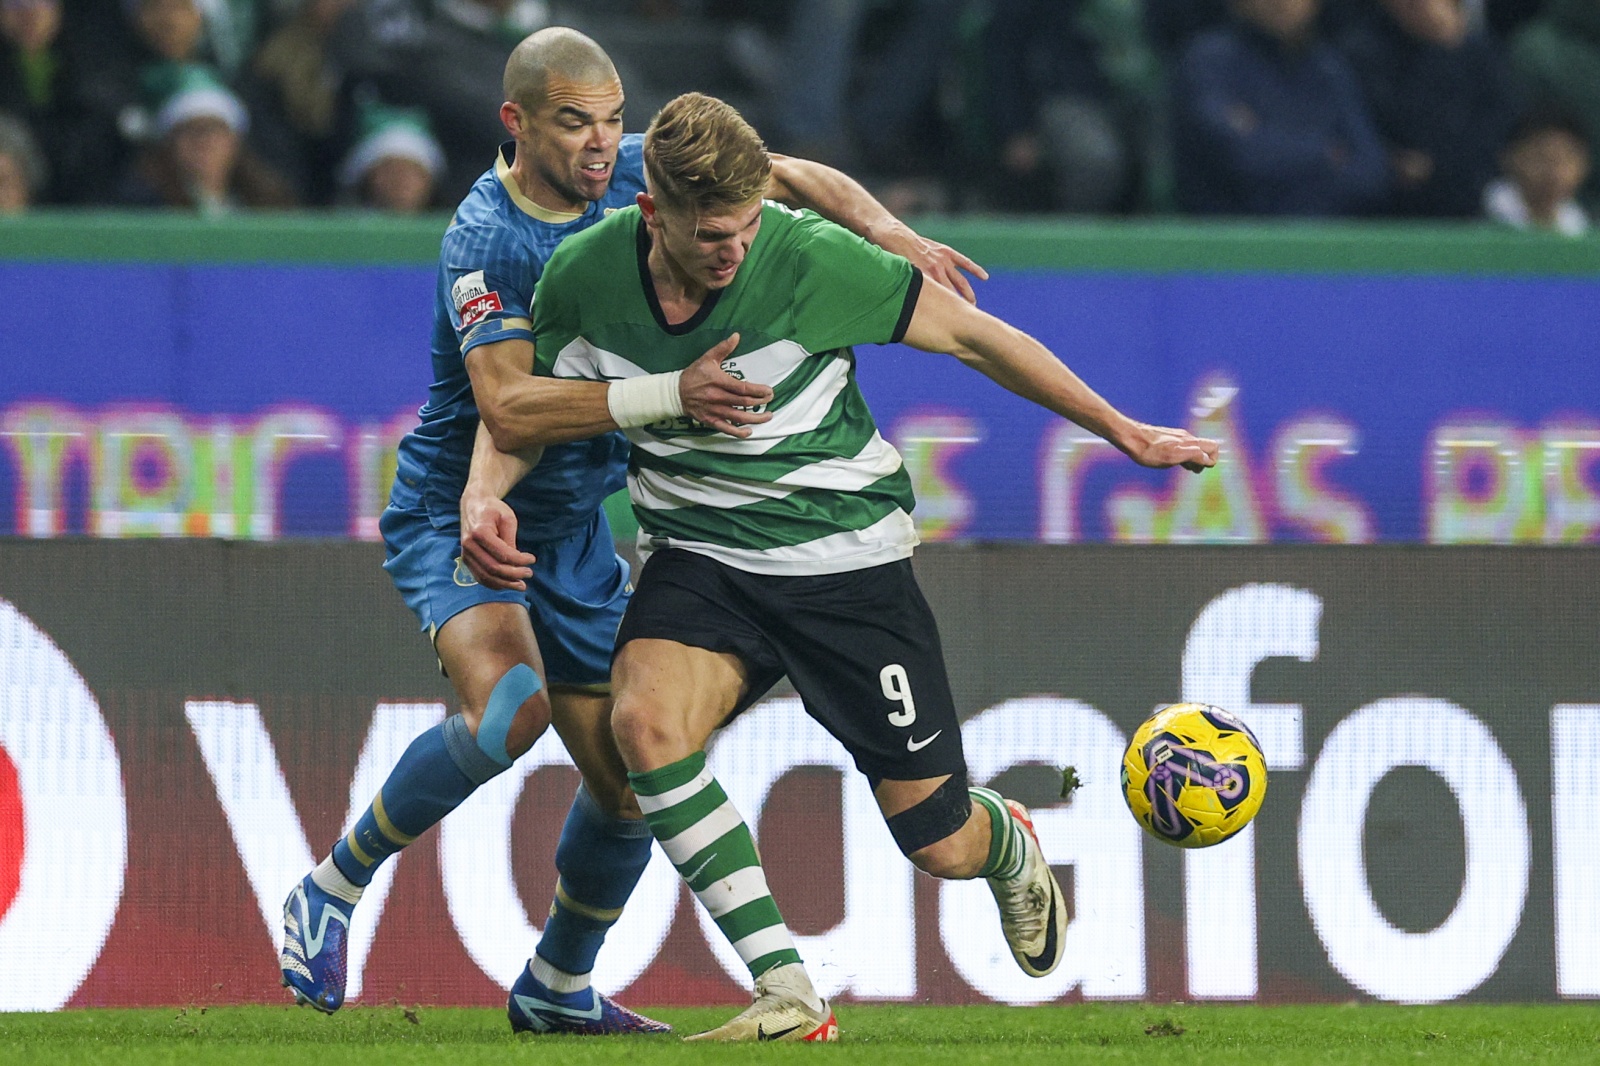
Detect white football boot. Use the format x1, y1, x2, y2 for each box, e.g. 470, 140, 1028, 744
685, 962, 839, 1042
987, 799, 1069, 977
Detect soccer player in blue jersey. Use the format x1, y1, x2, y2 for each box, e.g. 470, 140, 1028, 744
277, 27, 987, 1035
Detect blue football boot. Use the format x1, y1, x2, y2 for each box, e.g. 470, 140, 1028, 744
507, 961, 673, 1035
279, 874, 354, 1013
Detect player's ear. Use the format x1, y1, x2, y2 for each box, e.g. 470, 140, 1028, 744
500, 101, 524, 137
637, 192, 657, 223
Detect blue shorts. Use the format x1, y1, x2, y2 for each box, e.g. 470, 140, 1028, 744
380, 503, 631, 688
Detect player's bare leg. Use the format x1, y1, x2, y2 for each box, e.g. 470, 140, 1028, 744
549, 687, 638, 817
877, 775, 1068, 978
610, 639, 836, 1042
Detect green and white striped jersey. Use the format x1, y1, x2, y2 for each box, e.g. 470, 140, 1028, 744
532, 201, 924, 574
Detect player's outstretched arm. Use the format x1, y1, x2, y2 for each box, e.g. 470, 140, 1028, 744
460, 418, 541, 591
767, 154, 989, 304
467, 335, 774, 452
900, 278, 1219, 473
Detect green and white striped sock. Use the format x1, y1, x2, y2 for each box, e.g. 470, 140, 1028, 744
630, 751, 802, 979
970, 786, 1029, 881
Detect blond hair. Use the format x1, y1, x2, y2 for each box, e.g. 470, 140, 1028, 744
644, 93, 770, 214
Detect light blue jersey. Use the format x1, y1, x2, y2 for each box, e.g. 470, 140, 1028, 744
391, 135, 647, 540
381, 137, 647, 681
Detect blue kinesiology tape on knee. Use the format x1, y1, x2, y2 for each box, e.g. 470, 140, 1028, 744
477, 662, 543, 768
537, 784, 655, 975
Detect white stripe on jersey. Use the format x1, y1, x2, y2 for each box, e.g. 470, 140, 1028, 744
640, 510, 919, 576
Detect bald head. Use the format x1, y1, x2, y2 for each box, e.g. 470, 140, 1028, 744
504, 27, 618, 112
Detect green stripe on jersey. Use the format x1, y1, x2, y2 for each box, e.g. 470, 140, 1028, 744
639, 477, 911, 551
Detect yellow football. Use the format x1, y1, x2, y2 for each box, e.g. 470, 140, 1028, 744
1122, 702, 1267, 848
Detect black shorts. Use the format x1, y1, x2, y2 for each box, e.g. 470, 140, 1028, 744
615, 549, 967, 785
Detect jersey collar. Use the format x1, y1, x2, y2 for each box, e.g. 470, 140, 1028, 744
496, 142, 587, 224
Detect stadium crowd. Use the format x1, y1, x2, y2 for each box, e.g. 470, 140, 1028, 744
0, 0, 1591, 234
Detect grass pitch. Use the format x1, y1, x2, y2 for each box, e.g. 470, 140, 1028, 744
3, 1003, 1598, 1065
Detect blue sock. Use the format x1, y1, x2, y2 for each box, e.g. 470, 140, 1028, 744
331, 665, 541, 886
534, 784, 655, 977
331, 714, 507, 886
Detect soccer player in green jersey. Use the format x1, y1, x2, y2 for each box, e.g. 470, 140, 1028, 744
461, 92, 1219, 1041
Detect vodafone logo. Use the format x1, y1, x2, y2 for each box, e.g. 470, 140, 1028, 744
0, 599, 127, 1010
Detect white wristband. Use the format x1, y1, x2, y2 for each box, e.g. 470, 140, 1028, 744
606, 371, 685, 429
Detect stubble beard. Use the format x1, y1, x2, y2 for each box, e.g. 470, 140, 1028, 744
549, 154, 614, 207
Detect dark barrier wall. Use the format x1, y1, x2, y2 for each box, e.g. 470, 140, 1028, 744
2, 540, 1596, 1009
2, 215, 1597, 544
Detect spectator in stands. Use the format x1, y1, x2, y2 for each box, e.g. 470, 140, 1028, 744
1339, 0, 1519, 217
0, 109, 45, 211
328, 0, 550, 202
0, 0, 122, 202
979, 0, 1141, 214
1512, 0, 1600, 209
124, 0, 254, 78
246, 0, 358, 205
337, 103, 443, 213
93, 0, 252, 157
192, 0, 256, 78
1147, 0, 1369, 58
1484, 105, 1590, 235
116, 63, 295, 213
744, 0, 964, 174
1171, 0, 1388, 216
124, 0, 206, 70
